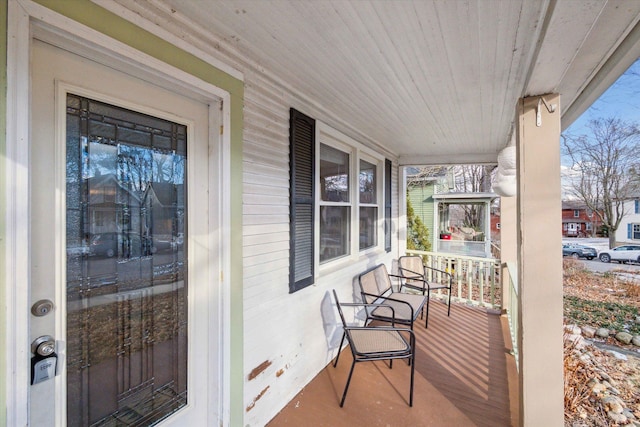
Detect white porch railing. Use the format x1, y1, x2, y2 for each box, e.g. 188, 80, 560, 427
437, 239, 489, 258
504, 261, 519, 370
404, 250, 501, 309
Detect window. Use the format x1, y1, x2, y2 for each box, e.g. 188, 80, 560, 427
384, 159, 392, 252
94, 211, 105, 227
633, 224, 640, 240
359, 159, 377, 250
319, 143, 351, 262
317, 125, 383, 265
290, 110, 386, 290
573, 209, 580, 218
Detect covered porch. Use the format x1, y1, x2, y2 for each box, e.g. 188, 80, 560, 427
269, 300, 519, 426
5, 1, 640, 426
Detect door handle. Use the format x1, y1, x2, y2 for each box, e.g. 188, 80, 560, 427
31, 335, 57, 385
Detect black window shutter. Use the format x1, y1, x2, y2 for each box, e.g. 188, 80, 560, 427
385, 158, 392, 252
289, 108, 315, 293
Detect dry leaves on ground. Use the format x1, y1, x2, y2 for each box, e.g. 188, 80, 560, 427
563, 259, 640, 426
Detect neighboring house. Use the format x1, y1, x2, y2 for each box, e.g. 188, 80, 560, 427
142, 182, 185, 238
490, 209, 501, 237
615, 199, 640, 244
3, 2, 640, 427
406, 171, 450, 250
407, 171, 498, 258
432, 192, 498, 258
561, 201, 602, 238
85, 173, 143, 236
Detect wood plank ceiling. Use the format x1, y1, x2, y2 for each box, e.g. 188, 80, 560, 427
112, 0, 640, 165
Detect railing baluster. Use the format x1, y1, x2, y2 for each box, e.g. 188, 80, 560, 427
405, 249, 501, 310
456, 257, 462, 301
478, 261, 484, 304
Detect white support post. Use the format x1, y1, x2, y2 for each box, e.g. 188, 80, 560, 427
516, 94, 564, 426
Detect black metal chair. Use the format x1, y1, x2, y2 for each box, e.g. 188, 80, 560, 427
398, 255, 453, 327
358, 263, 428, 329
332, 289, 416, 407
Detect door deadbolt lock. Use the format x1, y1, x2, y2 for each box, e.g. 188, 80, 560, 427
31, 299, 55, 317
31, 335, 58, 385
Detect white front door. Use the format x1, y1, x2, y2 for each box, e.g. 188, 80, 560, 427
29, 38, 219, 426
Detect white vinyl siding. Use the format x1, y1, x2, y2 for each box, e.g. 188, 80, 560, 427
616, 199, 640, 244
219, 40, 398, 427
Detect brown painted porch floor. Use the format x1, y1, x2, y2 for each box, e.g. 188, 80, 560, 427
268, 301, 519, 427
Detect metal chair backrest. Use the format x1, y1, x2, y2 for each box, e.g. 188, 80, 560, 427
358, 264, 392, 305
398, 255, 425, 280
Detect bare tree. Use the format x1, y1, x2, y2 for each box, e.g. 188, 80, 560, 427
452, 165, 496, 229
562, 117, 640, 248
406, 166, 449, 188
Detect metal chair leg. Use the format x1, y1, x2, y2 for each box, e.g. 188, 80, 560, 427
409, 350, 415, 406
333, 331, 346, 367
425, 288, 431, 328
340, 360, 357, 407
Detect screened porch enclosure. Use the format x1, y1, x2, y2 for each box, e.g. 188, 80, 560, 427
433, 193, 497, 258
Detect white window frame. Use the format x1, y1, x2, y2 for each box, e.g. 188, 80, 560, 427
358, 153, 380, 252
315, 123, 384, 272
633, 223, 640, 240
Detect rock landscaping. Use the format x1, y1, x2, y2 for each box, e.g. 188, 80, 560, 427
563, 259, 640, 426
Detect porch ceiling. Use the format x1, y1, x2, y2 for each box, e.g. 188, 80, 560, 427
114, 0, 640, 164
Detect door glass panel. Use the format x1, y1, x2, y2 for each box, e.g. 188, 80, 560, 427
66, 94, 188, 426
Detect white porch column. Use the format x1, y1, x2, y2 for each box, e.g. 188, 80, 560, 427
517, 94, 563, 426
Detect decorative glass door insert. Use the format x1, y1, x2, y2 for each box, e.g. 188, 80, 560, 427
65, 94, 188, 426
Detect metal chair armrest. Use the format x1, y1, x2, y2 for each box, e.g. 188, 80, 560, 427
360, 292, 415, 324
423, 265, 453, 288
394, 269, 428, 294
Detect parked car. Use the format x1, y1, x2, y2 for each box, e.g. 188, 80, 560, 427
67, 241, 90, 257
89, 232, 119, 257
598, 245, 640, 263
562, 243, 598, 260
89, 232, 157, 258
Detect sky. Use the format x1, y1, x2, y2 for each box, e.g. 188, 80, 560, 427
560, 58, 640, 198
563, 59, 640, 152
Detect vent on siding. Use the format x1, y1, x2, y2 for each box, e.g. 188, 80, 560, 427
289, 108, 315, 293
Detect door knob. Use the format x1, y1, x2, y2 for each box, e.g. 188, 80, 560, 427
31, 335, 56, 357
31, 336, 58, 385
